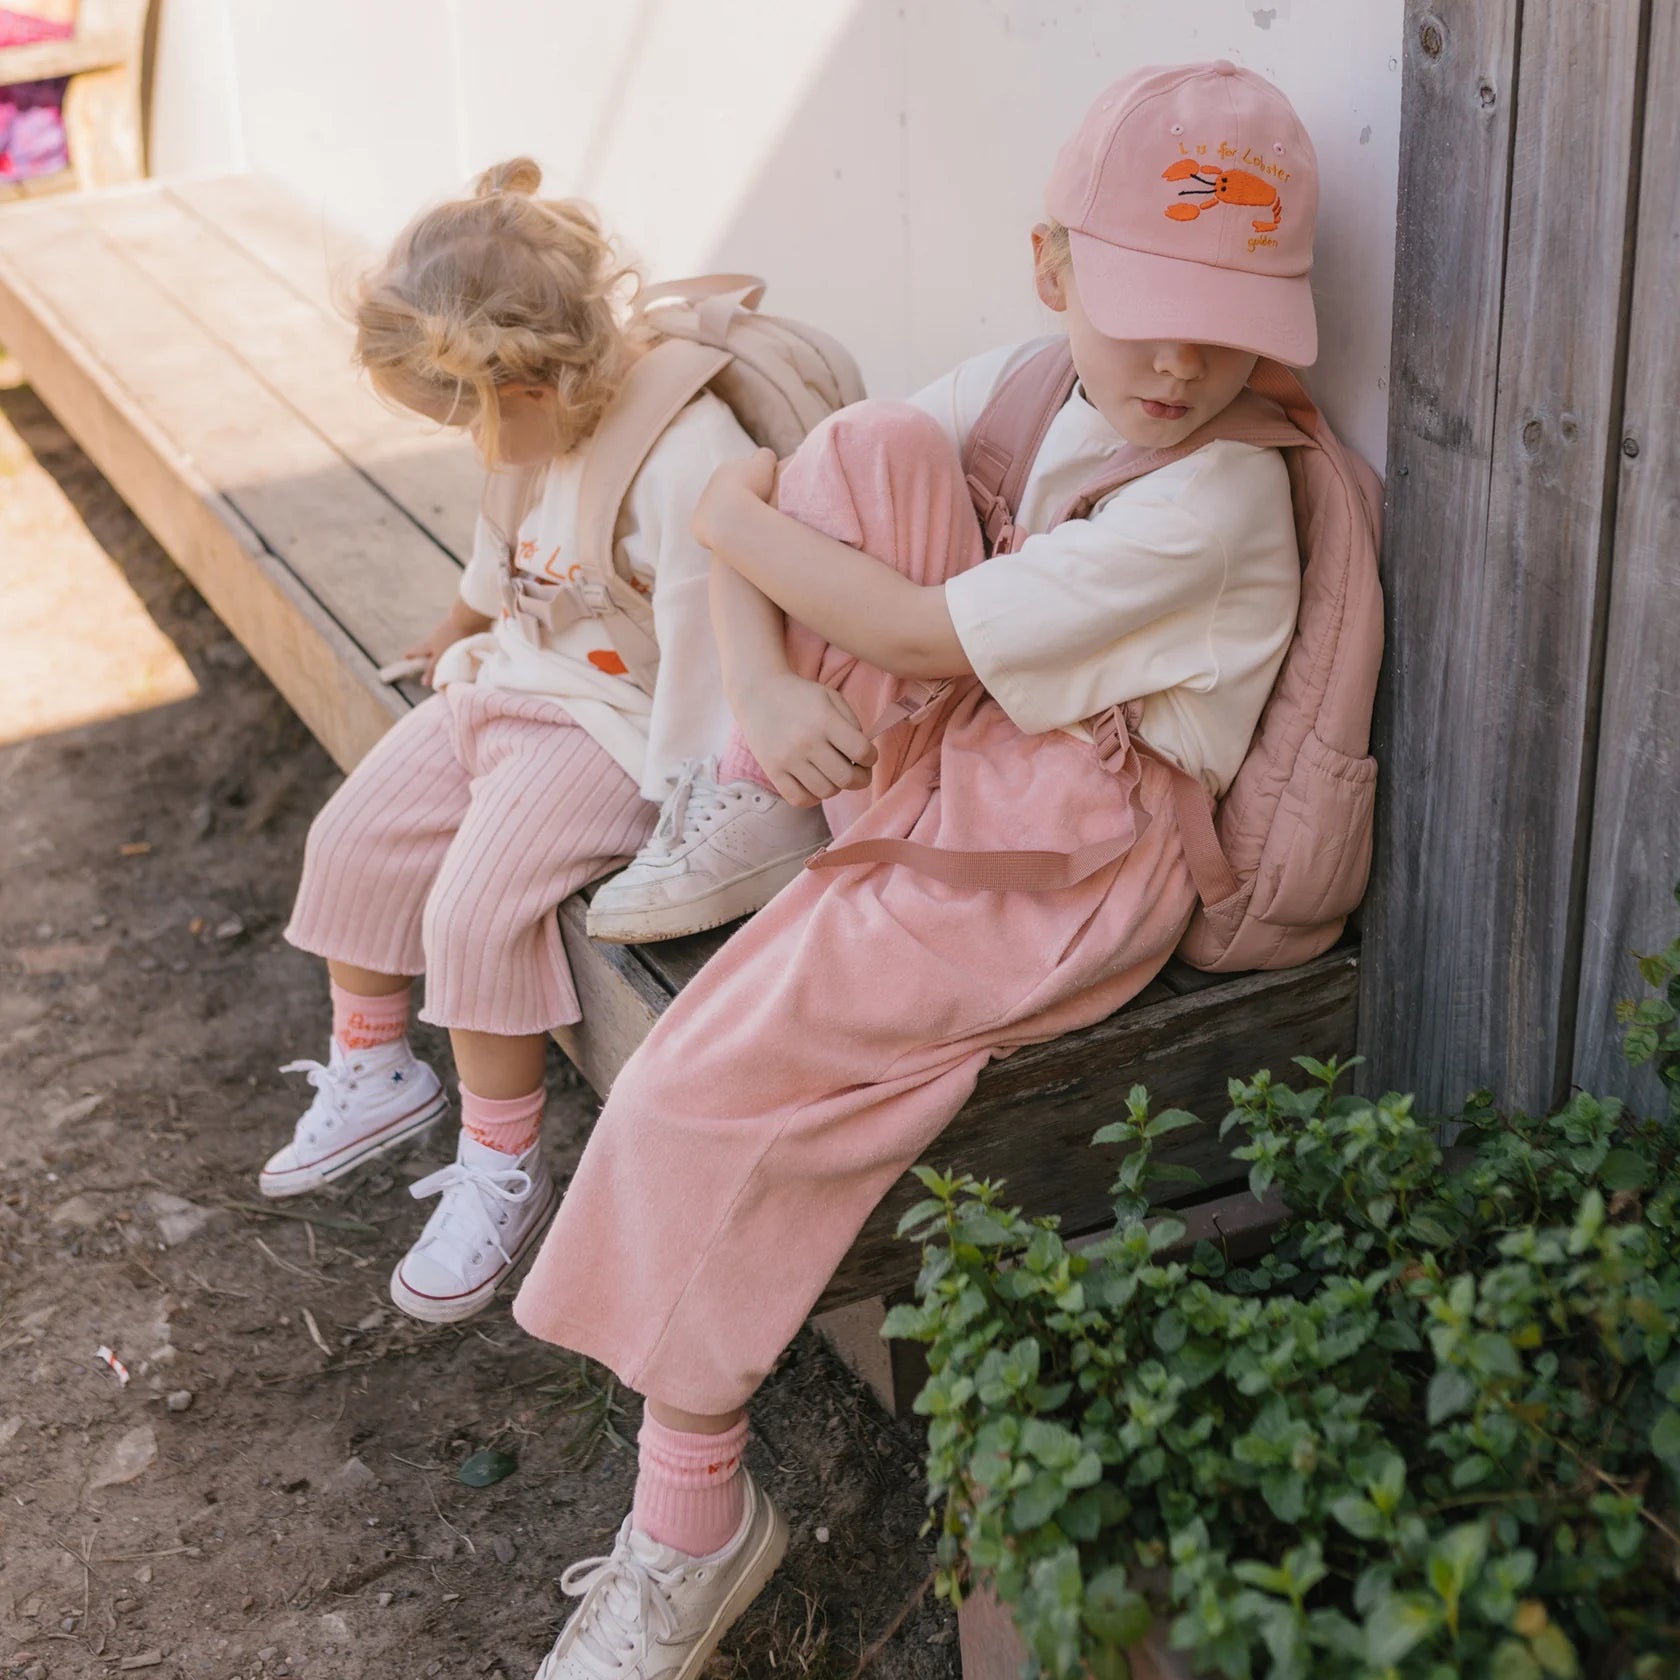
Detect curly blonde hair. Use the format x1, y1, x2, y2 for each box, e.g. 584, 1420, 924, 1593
353, 157, 641, 464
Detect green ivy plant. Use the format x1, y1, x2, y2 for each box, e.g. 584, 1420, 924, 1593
888, 889, 1680, 1680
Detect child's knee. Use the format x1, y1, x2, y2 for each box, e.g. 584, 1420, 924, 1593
419, 877, 532, 976
813, 401, 951, 474
779, 402, 957, 538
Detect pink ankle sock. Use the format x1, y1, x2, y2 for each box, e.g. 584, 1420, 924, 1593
632, 1412, 749, 1557
459, 1083, 544, 1157
717, 731, 777, 797
331, 981, 410, 1052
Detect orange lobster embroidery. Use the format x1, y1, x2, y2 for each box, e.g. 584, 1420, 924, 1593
1162, 159, 1282, 231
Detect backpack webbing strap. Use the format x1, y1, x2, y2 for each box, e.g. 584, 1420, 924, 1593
807, 712, 1240, 903
959, 342, 1077, 555
575, 337, 733, 600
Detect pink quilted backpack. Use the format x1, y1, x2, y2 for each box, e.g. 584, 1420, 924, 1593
814, 340, 1383, 973
968, 340, 1384, 971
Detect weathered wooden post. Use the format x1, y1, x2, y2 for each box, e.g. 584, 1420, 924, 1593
1360, 0, 1666, 1116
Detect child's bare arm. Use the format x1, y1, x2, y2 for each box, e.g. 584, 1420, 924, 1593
695, 450, 974, 682
407, 595, 493, 686
708, 557, 877, 807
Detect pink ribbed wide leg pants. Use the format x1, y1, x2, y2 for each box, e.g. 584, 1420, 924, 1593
286, 686, 656, 1036
513, 403, 1200, 1414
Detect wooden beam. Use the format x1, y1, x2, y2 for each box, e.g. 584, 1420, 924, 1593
817, 947, 1359, 1310
0, 216, 406, 771
1361, 0, 1648, 1113
1573, 0, 1678, 1107
0, 195, 464, 768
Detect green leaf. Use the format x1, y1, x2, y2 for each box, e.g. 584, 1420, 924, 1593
1144, 1109, 1202, 1140
1261, 1470, 1307, 1523
1531, 1625, 1579, 1679
457, 1448, 517, 1487
1491, 1642, 1544, 1680
1010, 1469, 1067, 1530
1083, 1566, 1153, 1646
954, 1209, 1015, 1246
1331, 1497, 1385, 1539
1426, 1522, 1488, 1601
1153, 1310, 1188, 1354
1651, 1408, 1680, 1463
1599, 1148, 1652, 1191
895, 1197, 946, 1237
1450, 1452, 1495, 1490
1022, 1418, 1082, 1470
880, 1302, 935, 1340
1427, 1368, 1477, 1424
1365, 1594, 1442, 1665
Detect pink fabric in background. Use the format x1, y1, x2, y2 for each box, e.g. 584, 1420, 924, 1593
0, 8, 73, 181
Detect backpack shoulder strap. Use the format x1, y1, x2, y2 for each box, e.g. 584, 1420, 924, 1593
1052, 385, 1311, 528
960, 340, 1078, 553
576, 336, 732, 600
480, 460, 546, 557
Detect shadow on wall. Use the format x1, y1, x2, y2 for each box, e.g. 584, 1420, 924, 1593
674, 0, 1401, 463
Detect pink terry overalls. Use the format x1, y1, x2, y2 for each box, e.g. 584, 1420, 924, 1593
512, 400, 1200, 1414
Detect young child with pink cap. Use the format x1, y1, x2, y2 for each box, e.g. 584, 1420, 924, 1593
513, 61, 1321, 1680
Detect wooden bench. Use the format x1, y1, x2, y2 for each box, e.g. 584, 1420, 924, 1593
0, 0, 151, 199
0, 174, 1359, 1401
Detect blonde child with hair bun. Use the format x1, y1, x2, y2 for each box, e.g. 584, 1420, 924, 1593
264, 158, 828, 1324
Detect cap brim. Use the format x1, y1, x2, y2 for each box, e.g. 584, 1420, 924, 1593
1066, 229, 1318, 367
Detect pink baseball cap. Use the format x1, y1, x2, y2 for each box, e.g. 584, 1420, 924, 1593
1046, 60, 1319, 365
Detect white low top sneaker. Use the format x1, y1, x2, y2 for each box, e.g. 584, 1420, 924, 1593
389, 1132, 559, 1324
585, 757, 828, 944
534, 1471, 788, 1680
260, 1038, 447, 1199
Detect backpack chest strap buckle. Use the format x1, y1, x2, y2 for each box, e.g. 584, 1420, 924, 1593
505, 570, 614, 636
965, 474, 1019, 556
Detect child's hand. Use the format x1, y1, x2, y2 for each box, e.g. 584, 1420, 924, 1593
734, 672, 877, 807
405, 599, 492, 687
693, 448, 780, 553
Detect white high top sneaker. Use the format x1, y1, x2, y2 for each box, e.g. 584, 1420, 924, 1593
389, 1131, 559, 1323
585, 757, 828, 944
534, 1472, 788, 1680
260, 1038, 447, 1198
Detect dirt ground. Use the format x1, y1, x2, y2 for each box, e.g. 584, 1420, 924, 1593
0, 369, 959, 1680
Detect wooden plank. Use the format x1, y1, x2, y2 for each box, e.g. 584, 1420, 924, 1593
631, 923, 739, 994
1359, 0, 1525, 1109
1361, 0, 1645, 1113
816, 947, 1360, 1310
0, 219, 404, 771
167, 173, 368, 326
552, 896, 670, 1097
1573, 0, 1680, 1106
77, 184, 484, 565
0, 199, 461, 681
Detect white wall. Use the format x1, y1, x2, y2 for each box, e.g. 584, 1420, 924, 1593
149, 0, 1402, 466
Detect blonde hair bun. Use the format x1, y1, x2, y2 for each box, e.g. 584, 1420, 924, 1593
353, 159, 641, 463
475, 156, 543, 198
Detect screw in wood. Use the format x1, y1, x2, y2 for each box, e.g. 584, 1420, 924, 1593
1621, 436, 1640, 459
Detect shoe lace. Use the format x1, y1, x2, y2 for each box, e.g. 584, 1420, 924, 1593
646, 757, 740, 857
558, 1532, 683, 1677
278, 1054, 359, 1139
407, 1158, 534, 1270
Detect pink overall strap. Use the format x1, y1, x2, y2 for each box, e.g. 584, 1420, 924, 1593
959, 342, 1077, 555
